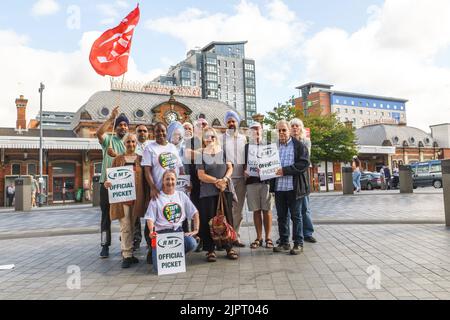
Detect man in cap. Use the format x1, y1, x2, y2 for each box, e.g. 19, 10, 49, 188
96, 106, 129, 258
223, 110, 247, 247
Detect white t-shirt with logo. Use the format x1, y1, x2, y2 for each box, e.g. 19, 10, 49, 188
141, 141, 183, 190
144, 191, 197, 232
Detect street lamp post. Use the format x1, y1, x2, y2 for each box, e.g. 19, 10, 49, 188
38, 82, 45, 207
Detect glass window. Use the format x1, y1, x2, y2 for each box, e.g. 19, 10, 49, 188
232, 62, 236, 68
207, 73, 217, 81
373, 103, 376, 107
380, 103, 383, 108
336, 99, 340, 104
224, 69, 228, 75
224, 61, 228, 68
351, 101, 355, 105
352, 109, 356, 114
181, 70, 190, 78
206, 57, 217, 65
245, 71, 255, 79
359, 110, 363, 115
53, 163, 75, 175
206, 65, 217, 73
417, 163, 430, 174
343, 100, 347, 105
182, 79, 191, 86
232, 78, 236, 85
245, 64, 254, 71
94, 163, 102, 176
12, 163, 21, 175
28, 163, 37, 175
430, 163, 441, 173
207, 82, 217, 89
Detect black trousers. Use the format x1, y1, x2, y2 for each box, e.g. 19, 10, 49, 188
7, 195, 14, 207
100, 184, 111, 247
199, 192, 233, 252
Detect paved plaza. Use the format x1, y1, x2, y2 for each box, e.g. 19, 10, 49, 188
0, 189, 449, 300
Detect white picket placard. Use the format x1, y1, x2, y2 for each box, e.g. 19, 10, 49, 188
106, 166, 136, 204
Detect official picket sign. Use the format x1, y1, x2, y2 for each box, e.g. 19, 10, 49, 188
247, 143, 281, 181
106, 166, 136, 204
156, 232, 186, 276
176, 175, 191, 192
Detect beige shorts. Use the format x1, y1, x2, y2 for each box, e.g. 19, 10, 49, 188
246, 183, 274, 212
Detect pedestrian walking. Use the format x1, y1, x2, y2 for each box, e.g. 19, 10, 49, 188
6, 183, 15, 207
352, 156, 362, 193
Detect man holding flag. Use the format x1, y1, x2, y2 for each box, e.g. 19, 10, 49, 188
89, 5, 140, 258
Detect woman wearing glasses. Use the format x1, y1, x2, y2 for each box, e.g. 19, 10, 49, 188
104, 133, 147, 268
197, 128, 239, 262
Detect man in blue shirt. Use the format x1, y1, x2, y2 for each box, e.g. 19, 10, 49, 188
271, 120, 310, 255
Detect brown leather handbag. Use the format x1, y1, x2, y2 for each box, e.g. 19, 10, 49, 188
209, 192, 237, 246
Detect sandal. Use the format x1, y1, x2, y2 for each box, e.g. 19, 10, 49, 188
250, 239, 263, 249
206, 251, 217, 263
226, 249, 239, 260
265, 239, 274, 249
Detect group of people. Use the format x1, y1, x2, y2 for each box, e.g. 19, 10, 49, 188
97, 106, 317, 269
352, 157, 400, 192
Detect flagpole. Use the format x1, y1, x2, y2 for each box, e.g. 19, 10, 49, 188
107, 73, 126, 157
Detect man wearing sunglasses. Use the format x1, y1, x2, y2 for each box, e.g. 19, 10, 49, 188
271, 120, 310, 255
133, 124, 150, 251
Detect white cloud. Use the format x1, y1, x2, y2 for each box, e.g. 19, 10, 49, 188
146, 0, 306, 83
303, 0, 450, 131
97, 1, 131, 25
0, 29, 161, 128
31, 0, 60, 17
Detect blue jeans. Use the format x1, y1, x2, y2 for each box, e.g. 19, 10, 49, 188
152, 227, 197, 270
352, 171, 361, 190
275, 191, 304, 246
302, 195, 314, 238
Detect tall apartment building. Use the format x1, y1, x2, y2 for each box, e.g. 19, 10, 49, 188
154, 41, 257, 122
294, 83, 408, 129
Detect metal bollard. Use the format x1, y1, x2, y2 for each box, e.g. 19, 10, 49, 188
442, 160, 450, 227
15, 176, 32, 212
399, 165, 413, 194
342, 167, 354, 195
92, 175, 101, 207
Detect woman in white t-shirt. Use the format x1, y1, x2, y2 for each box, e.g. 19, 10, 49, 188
144, 170, 200, 266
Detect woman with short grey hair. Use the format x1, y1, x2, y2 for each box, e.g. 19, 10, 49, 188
289, 118, 317, 244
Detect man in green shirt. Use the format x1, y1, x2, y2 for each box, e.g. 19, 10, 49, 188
97, 106, 128, 258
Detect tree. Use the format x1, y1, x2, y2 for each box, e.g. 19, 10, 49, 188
303, 114, 357, 192
263, 98, 302, 129
263, 101, 357, 192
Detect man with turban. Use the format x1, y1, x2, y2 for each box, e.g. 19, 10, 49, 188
96, 107, 129, 259
223, 110, 247, 248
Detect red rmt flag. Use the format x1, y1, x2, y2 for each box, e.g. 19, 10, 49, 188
89, 5, 140, 77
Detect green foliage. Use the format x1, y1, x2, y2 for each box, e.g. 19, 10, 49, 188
263, 100, 302, 129
263, 101, 357, 164
302, 114, 357, 165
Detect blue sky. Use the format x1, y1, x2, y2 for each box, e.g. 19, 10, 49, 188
0, 0, 449, 131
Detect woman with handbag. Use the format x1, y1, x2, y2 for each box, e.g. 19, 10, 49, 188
197, 128, 239, 262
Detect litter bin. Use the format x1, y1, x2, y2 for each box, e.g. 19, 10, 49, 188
15, 176, 32, 212
92, 175, 101, 207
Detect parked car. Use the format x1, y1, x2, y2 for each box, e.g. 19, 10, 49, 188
360, 172, 382, 190
411, 160, 442, 189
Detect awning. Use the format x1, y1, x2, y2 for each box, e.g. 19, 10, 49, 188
357, 145, 396, 155
0, 136, 102, 150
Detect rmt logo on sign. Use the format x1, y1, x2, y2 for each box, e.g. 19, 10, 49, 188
108, 169, 132, 181
158, 236, 183, 249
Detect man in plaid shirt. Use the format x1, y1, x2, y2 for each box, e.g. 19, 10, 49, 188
270, 120, 310, 255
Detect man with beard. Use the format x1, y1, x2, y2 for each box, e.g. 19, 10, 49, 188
96, 106, 128, 259
223, 111, 247, 247
133, 124, 151, 251
141, 122, 184, 264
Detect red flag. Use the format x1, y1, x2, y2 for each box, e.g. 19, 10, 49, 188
89, 5, 140, 77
